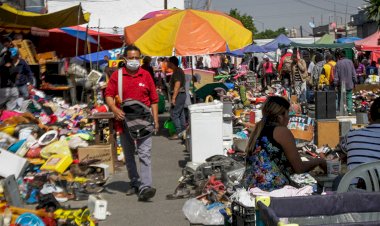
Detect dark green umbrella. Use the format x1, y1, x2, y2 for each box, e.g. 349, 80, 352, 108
194, 82, 228, 100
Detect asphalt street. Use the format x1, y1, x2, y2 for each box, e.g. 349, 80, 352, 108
99, 115, 190, 226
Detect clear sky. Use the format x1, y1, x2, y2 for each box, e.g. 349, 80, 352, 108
208, 0, 366, 35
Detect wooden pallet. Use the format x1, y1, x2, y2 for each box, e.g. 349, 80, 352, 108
12, 39, 38, 64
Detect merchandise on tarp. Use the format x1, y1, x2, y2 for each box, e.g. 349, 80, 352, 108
0, 3, 89, 30
262, 34, 291, 52
124, 9, 252, 56
355, 30, 380, 51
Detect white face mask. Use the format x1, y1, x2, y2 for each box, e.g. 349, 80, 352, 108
126, 59, 140, 71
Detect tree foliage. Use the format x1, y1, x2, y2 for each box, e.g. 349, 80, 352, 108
364, 0, 380, 28
229, 8, 257, 34
228, 8, 287, 39
255, 27, 288, 39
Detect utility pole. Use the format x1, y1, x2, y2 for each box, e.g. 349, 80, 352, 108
321, 13, 323, 26
300, 25, 303, 37
206, 0, 212, 10
334, 3, 336, 23
164, 0, 167, 9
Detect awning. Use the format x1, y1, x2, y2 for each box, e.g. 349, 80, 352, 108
286, 42, 354, 49
0, 3, 90, 30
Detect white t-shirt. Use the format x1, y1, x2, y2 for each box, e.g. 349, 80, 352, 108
307, 61, 315, 74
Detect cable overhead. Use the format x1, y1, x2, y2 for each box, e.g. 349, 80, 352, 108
322, 0, 358, 9
293, 0, 355, 15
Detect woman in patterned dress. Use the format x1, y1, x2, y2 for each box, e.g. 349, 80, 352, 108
242, 96, 326, 191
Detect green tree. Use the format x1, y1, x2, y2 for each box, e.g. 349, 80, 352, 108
229, 8, 257, 34
255, 27, 288, 39
365, 0, 380, 28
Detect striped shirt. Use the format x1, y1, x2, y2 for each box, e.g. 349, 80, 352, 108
341, 124, 380, 170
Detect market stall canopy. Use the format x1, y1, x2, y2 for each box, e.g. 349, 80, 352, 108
355, 31, 380, 51
76, 47, 124, 63
286, 42, 354, 49
336, 37, 362, 43
0, 3, 90, 30
315, 34, 335, 44
226, 46, 245, 57
57, 27, 98, 44
36, 26, 123, 57
244, 44, 267, 53
139, 9, 179, 20
261, 34, 291, 52
124, 9, 252, 56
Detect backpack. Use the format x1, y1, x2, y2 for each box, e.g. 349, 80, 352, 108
327, 62, 335, 84
281, 56, 292, 74
118, 69, 154, 140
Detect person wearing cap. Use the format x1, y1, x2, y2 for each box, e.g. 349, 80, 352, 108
10, 47, 34, 99
0, 45, 19, 110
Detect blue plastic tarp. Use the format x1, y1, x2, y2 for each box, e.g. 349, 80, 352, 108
262, 34, 291, 52
60, 27, 98, 44
244, 44, 267, 53
336, 37, 362, 43
76, 47, 124, 63
225, 45, 245, 56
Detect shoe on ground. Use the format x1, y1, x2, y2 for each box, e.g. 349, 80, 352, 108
40, 183, 63, 195
168, 135, 179, 140
166, 187, 190, 200
125, 186, 138, 196
138, 187, 156, 201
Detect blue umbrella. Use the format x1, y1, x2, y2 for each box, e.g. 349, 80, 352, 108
336, 37, 362, 43
244, 44, 267, 53
60, 27, 98, 44
76, 47, 125, 63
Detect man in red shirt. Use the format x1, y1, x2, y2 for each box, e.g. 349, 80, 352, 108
105, 45, 159, 201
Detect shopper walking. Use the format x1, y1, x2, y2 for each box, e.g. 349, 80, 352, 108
354, 59, 365, 84
10, 47, 34, 99
168, 56, 187, 140
290, 52, 309, 103
259, 55, 276, 89
0, 46, 19, 110
105, 45, 159, 201
334, 51, 357, 116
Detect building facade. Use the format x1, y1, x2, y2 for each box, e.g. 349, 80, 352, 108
0, 0, 46, 13
351, 10, 377, 38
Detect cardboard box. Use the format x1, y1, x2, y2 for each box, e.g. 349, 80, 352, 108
78, 145, 114, 173
316, 120, 340, 148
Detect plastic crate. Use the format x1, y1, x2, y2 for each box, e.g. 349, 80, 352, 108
231, 201, 255, 226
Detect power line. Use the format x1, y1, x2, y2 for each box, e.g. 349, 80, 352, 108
322, 0, 358, 9
293, 0, 355, 15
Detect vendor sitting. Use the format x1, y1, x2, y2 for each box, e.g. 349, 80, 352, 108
341, 97, 380, 170
242, 96, 326, 191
